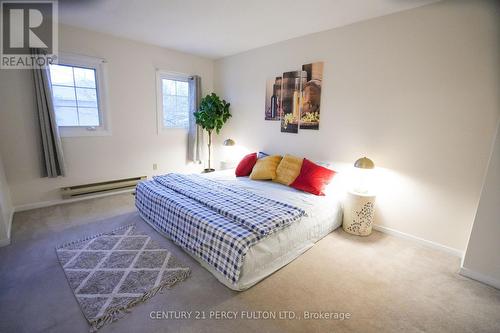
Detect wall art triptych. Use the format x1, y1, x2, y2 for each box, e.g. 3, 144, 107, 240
265, 62, 323, 133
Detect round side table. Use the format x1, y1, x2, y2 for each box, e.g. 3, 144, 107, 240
343, 191, 376, 236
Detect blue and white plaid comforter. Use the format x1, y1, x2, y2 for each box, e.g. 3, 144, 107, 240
135, 173, 306, 283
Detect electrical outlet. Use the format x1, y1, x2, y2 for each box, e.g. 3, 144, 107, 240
153, 163, 158, 170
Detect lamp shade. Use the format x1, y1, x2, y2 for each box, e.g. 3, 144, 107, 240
354, 157, 375, 169
223, 138, 235, 146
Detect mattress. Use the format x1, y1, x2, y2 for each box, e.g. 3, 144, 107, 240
140, 169, 343, 291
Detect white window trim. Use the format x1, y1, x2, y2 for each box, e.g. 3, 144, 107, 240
53, 52, 111, 137
155, 70, 191, 134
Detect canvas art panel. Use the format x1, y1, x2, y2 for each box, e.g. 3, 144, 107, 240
300, 62, 323, 130
280, 70, 306, 133
265, 77, 282, 120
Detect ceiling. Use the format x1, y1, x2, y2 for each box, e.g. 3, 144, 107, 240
59, 0, 439, 59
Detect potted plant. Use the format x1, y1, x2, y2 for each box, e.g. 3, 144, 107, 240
194, 93, 231, 173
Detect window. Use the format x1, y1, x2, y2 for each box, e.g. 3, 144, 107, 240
157, 71, 190, 131
48, 54, 109, 137
50, 65, 99, 127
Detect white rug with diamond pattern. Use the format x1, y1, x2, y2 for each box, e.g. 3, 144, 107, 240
56, 224, 190, 331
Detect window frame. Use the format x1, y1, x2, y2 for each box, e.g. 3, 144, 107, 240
50, 53, 111, 137
155, 70, 191, 134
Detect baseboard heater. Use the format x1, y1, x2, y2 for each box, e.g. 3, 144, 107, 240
61, 176, 147, 199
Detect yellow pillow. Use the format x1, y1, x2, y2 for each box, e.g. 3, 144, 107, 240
273, 155, 304, 185
249, 155, 282, 180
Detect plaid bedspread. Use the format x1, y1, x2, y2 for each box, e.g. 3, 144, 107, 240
135, 174, 306, 283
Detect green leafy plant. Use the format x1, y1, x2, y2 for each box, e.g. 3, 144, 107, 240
194, 93, 231, 171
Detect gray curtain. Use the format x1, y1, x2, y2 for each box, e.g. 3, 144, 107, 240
187, 75, 204, 163
32, 49, 65, 177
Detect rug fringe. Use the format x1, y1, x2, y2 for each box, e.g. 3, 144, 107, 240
56, 224, 136, 250
89, 269, 191, 332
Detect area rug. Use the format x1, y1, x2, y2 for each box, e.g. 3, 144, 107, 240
56, 224, 191, 331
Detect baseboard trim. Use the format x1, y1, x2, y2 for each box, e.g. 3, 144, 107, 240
13, 194, 465, 260
7, 208, 12, 237
14, 188, 134, 213
459, 267, 500, 290
373, 224, 464, 258
0, 209, 13, 247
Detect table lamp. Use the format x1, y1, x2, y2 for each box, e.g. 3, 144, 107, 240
353, 156, 375, 194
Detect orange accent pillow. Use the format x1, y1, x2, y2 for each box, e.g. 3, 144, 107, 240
273, 155, 304, 185
249, 155, 282, 180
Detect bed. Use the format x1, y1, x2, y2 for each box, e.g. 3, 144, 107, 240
135, 169, 343, 291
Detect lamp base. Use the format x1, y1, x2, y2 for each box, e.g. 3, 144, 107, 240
202, 168, 215, 173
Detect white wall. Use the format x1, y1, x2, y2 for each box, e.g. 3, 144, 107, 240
0, 152, 13, 246
214, 0, 500, 252
0, 25, 214, 207
461, 121, 500, 288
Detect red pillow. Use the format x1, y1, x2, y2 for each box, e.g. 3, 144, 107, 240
290, 158, 336, 195
235, 153, 258, 177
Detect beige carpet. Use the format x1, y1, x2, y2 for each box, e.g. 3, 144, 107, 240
1, 193, 499, 333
